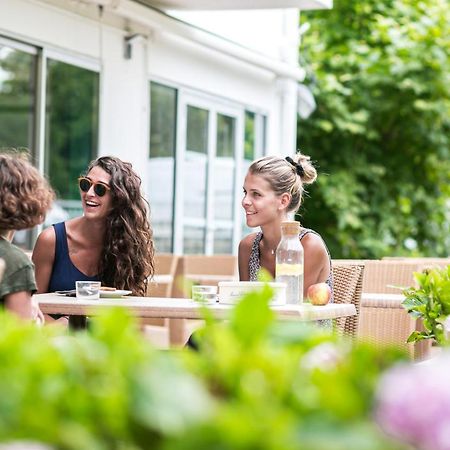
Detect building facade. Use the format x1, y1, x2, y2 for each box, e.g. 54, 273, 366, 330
0, 0, 330, 253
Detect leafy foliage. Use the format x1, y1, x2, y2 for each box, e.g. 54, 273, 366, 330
298, 0, 450, 258
402, 264, 450, 344
0, 289, 408, 449
0, 310, 212, 449
173, 287, 407, 450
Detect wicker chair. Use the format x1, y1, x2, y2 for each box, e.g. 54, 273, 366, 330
166, 254, 238, 346
381, 256, 450, 270
362, 260, 423, 294
358, 293, 431, 359
147, 253, 179, 298
331, 261, 365, 337
172, 254, 238, 298
357, 259, 433, 360
142, 253, 179, 346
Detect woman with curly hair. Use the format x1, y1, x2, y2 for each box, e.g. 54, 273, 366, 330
33, 156, 154, 323
0, 151, 55, 320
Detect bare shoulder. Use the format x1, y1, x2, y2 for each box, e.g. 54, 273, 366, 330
34, 225, 56, 248
32, 225, 56, 266
238, 232, 258, 281
238, 232, 258, 253
301, 229, 331, 286
300, 230, 328, 256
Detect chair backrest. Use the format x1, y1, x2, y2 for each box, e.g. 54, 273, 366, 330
362, 260, 423, 294
172, 254, 238, 297
382, 256, 450, 269
154, 253, 179, 276
146, 253, 179, 298
357, 292, 432, 360
331, 261, 365, 337
181, 254, 237, 276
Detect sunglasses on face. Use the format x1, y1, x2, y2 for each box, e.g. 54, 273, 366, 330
78, 177, 111, 197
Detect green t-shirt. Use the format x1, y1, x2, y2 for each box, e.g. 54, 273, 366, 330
0, 238, 37, 303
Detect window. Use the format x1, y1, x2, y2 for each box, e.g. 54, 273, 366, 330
244, 111, 255, 161
0, 42, 36, 151
46, 59, 99, 211
242, 110, 267, 237
0, 37, 100, 248
149, 82, 177, 252
148, 81, 268, 255
149, 82, 177, 158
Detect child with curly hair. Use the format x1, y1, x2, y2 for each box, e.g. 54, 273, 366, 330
0, 151, 55, 320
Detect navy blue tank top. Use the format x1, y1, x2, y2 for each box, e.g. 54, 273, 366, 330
48, 222, 100, 292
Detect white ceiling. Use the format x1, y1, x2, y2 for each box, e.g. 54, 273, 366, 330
134, 0, 332, 11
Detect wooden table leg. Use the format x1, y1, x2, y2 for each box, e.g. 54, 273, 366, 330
168, 319, 186, 347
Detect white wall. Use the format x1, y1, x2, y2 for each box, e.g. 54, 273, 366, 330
168, 8, 300, 63
0, 0, 301, 198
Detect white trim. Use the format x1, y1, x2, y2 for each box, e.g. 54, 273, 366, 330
35, 48, 47, 175
45, 48, 100, 72
142, 0, 332, 10
173, 91, 185, 255
149, 75, 270, 117
0, 29, 101, 71
115, 0, 305, 81
0, 35, 37, 54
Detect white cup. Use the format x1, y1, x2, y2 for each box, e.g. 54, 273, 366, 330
191, 285, 218, 304
76, 281, 101, 300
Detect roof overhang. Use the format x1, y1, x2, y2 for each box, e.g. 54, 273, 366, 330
132, 0, 332, 11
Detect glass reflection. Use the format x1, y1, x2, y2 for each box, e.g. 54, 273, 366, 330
183, 226, 205, 254
149, 82, 177, 252
214, 228, 233, 254
0, 45, 35, 150
46, 59, 99, 208
214, 113, 235, 222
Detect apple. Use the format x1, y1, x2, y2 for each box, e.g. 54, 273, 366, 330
307, 282, 331, 306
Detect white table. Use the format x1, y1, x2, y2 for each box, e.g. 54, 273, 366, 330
35, 293, 356, 322
35, 294, 356, 344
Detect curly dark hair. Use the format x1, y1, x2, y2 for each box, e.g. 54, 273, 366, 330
85, 156, 154, 296
0, 151, 55, 230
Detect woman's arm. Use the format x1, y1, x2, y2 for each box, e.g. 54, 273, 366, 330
301, 233, 331, 296
238, 234, 255, 281
4, 290, 34, 320
32, 227, 68, 326
32, 226, 56, 294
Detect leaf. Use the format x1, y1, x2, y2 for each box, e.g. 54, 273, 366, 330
406, 331, 429, 343
229, 284, 275, 346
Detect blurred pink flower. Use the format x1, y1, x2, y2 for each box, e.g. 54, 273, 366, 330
375, 351, 450, 450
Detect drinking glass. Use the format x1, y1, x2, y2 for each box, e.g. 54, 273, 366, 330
191, 285, 218, 304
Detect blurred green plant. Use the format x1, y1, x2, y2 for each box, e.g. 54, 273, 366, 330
299, 0, 450, 258
0, 287, 409, 449
0, 310, 212, 450
402, 265, 450, 345
176, 286, 407, 450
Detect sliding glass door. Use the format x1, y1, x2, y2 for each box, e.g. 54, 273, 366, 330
0, 36, 99, 249
174, 93, 243, 255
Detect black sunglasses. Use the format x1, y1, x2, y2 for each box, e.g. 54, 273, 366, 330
78, 177, 111, 197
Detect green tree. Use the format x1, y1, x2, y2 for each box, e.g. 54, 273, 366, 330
298, 0, 450, 258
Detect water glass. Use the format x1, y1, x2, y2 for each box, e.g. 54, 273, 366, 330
76, 281, 101, 300
191, 285, 218, 304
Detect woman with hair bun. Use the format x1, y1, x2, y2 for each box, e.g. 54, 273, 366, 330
33, 156, 155, 323
0, 151, 55, 320
239, 152, 332, 296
